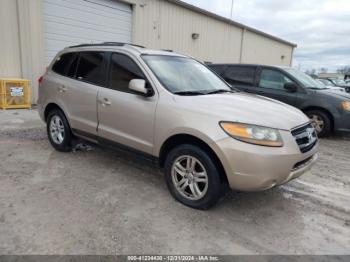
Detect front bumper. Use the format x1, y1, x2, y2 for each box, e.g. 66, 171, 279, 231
212, 130, 319, 191
334, 111, 350, 133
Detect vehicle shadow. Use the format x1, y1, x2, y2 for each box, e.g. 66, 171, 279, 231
90, 140, 297, 213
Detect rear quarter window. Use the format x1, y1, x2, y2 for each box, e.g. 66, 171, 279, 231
52, 53, 75, 76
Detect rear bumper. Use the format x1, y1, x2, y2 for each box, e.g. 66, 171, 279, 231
38, 104, 45, 122
212, 130, 318, 191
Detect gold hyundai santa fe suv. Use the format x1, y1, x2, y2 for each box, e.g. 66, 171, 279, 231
38, 43, 318, 209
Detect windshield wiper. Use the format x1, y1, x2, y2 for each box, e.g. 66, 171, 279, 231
206, 89, 235, 95
173, 91, 205, 96
308, 87, 328, 90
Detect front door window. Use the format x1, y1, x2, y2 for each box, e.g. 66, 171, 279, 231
259, 69, 293, 90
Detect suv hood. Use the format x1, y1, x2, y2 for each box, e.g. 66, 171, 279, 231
175, 92, 309, 130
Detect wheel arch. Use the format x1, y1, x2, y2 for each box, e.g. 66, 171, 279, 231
44, 103, 73, 133
302, 106, 334, 130
158, 134, 228, 185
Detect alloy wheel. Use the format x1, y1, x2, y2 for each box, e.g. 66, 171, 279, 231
309, 114, 324, 134
171, 155, 209, 201
49, 115, 65, 144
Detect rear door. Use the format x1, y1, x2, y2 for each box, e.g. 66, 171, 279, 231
257, 67, 298, 106
65, 51, 106, 135
224, 66, 259, 94
97, 52, 157, 154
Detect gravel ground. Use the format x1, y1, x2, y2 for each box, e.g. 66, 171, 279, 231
0, 109, 349, 255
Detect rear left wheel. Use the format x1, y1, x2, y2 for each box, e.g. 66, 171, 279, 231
47, 109, 73, 152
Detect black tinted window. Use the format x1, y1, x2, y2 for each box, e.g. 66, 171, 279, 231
109, 53, 145, 93
67, 54, 79, 78
52, 53, 74, 76
76, 52, 105, 86
224, 66, 256, 86
209, 65, 226, 76
259, 69, 293, 90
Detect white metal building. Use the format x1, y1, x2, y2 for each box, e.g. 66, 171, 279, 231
0, 0, 297, 103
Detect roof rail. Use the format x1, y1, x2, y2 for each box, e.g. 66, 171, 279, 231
68, 42, 145, 48
103, 42, 145, 48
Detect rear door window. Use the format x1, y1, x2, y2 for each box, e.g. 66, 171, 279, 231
224, 66, 256, 86
66, 54, 79, 78
76, 52, 106, 86
52, 53, 75, 76
259, 69, 293, 90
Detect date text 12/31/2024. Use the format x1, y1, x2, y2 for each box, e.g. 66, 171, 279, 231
127, 255, 219, 261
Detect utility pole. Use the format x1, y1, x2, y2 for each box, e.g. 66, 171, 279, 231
230, 0, 234, 20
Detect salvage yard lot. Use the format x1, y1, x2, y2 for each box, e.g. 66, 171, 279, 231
0, 109, 349, 254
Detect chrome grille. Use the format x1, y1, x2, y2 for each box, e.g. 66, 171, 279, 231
291, 123, 318, 153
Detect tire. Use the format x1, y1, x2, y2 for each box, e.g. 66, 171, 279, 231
306, 110, 331, 137
164, 144, 225, 210
46, 109, 73, 152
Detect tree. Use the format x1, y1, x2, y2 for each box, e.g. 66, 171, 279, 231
319, 67, 328, 73
337, 66, 350, 74
305, 68, 316, 75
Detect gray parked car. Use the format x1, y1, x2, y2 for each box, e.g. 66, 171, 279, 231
38, 43, 318, 209
316, 79, 346, 92
209, 64, 350, 137
319, 78, 350, 93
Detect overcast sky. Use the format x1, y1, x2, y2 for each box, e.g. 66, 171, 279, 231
182, 0, 350, 72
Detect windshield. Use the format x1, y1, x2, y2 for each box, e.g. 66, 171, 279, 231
316, 80, 327, 87
284, 68, 326, 89
318, 79, 335, 86
142, 55, 231, 94
334, 79, 347, 85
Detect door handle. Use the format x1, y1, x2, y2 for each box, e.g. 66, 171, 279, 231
57, 85, 67, 93
99, 98, 111, 106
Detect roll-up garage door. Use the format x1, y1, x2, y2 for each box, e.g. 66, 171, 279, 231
43, 0, 132, 65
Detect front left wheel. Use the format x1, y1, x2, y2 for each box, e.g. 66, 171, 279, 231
164, 144, 225, 210
47, 109, 73, 152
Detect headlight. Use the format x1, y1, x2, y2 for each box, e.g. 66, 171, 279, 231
220, 122, 283, 147
341, 101, 350, 111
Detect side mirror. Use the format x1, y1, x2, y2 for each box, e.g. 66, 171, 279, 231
284, 82, 298, 93
128, 79, 153, 96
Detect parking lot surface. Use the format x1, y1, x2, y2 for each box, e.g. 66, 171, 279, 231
0, 109, 349, 255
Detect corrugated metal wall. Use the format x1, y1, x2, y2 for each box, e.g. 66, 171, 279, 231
241, 30, 293, 65
132, 0, 243, 63
0, 0, 294, 103
0, 0, 22, 78
134, 0, 241, 62
132, 0, 294, 65
0, 0, 44, 103
42, 0, 133, 65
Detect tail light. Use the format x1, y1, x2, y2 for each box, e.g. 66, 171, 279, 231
38, 67, 48, 86
38, 76, 44, 85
